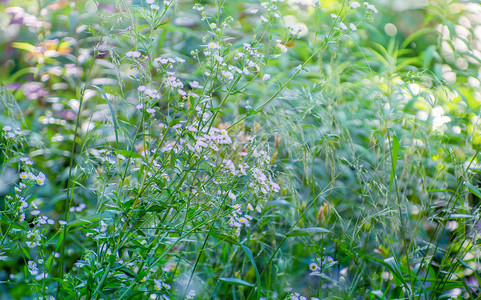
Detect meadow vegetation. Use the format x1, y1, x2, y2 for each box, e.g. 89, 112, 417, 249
1, 0, 481, 299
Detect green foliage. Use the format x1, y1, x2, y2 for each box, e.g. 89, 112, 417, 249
1, 0, 481, 299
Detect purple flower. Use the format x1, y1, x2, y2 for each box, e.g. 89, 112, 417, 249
23, 82, 48, 100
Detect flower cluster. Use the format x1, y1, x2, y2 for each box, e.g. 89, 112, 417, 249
2, 125, 24, 139
6, 6, 48, 30
308, 256, 337, 277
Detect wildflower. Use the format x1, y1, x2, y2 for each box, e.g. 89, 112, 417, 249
31, 210, 41, 216
207, 42, 220, 50
126, 51, 142, 58
238, 217, 249, 226
350, 23, 357, 31
222, 70, 234, 81
350, 1, 361, 9
228, 191, 236, 201
330, 13, 338, 19
59, 220, 67, 226
36, 172, 46, 185
151, 4, 160, 10
309, 262, 319, 272
186, 289, 196, 299
162, 282, 171, 290
3, 125, 12, 131
140, 239, 147, 245
20, 172, 29, 180
189, 81, 200, 88
276, 40, 287, 53
312, 0, 321, 7
324, 256, 336, 264
339, 22, 348, 31
23, 82, 48, 100
154, 279, 162, 290
262, 74, 271, 81
364, 2, 378, 13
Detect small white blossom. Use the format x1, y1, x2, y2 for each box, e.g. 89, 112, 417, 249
350, 1, 360, 9
207, 42, 220, 50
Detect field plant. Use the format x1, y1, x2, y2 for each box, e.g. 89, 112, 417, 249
1, 0, 481, 299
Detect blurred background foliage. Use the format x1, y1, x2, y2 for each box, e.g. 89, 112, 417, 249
1, 0, 481, 298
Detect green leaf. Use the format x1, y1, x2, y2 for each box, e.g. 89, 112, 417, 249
445, 214, 474, 220
457, 258, 481, 288
12, 42, 36, 52
91, 85, 120, 148
219, 277, 254, 287
389, 135, 399, 192
115, 150, 142, 159
286, 227, 330, 237
238, 244, 261, 299
466, 182, 481, 199
67, 213, 104, 229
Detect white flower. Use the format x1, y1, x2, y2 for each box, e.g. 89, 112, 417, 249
207, 42, 220, 49
309, 262, 319, 272
162, 282, 171, 290
238, 217, 249, 226
350, 1, 360, 9
126, 51, 142, 58
36, 172, 46, 186
222, 70, 234, 81
262, 74, 271, 81
366, 4, 378, 13
154, 279, 162, 290
228, 191, 236, 200
151, 4, 160, 10
339, 22, 348, 31
276, 40, 287, 53
3, 125, 12, 131
349, 23, 357, 31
